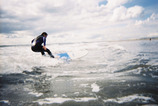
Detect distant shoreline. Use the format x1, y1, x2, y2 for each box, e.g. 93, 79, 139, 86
0, 37, 158, 48
107, 37, 158, 42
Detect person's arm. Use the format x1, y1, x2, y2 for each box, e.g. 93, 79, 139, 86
43, 37, 47, 50
43, 46, 47, 50
31, 39, 35, 43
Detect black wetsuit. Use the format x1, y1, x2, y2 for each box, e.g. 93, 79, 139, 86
31, 35, 54, 58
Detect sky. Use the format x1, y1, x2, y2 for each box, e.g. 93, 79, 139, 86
0, 0, 158, 43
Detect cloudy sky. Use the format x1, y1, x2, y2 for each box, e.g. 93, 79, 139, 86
0, 0, 158, 42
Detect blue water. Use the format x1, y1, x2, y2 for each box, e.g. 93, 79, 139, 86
0, 40, 158, 106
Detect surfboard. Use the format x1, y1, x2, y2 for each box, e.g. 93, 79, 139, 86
55, 50, 88, 60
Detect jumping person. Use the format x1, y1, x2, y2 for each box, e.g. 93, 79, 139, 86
31, 32, 54, 58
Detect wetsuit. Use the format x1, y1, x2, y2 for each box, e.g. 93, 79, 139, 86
31, 35, 54, 58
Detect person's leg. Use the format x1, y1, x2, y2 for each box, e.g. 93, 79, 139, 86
32, 46, 54, 58
32, 46, 46, 56
41, 51, 45, 55
40, 46, 46, 56
31, 46, 36, 52
36, 46, 45, 56
45, 48, 54, 58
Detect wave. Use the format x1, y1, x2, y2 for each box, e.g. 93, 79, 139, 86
103, 94, 155, 104
0, 43, 89, 74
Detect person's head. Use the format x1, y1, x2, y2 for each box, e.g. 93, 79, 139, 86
41, 32, 48, 37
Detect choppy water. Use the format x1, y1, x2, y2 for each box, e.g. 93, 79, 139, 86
0, 40, 158, 106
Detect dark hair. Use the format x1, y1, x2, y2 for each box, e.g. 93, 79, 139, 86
41, 32, 48, 36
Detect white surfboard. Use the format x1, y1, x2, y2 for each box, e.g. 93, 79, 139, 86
55, 50, 88, 60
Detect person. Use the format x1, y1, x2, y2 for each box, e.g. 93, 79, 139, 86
31, 32, 54, 58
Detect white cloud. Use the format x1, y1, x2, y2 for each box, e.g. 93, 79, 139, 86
135, 13, 158, 25
1, 0, 41, 19
0, 0, 158, 43
105, 0, 129, 9
111, 5, 144, 21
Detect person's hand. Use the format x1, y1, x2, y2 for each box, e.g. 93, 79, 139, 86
43, 46, 47, 50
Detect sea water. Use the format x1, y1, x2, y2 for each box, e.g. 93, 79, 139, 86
0, 40, 158, 105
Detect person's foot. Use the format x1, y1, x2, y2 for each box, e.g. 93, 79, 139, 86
41, 52, 45, 56
50, 54, 55, 58
42, 54, 46, 56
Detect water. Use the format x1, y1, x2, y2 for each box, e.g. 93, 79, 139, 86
0, 40, 158, 106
